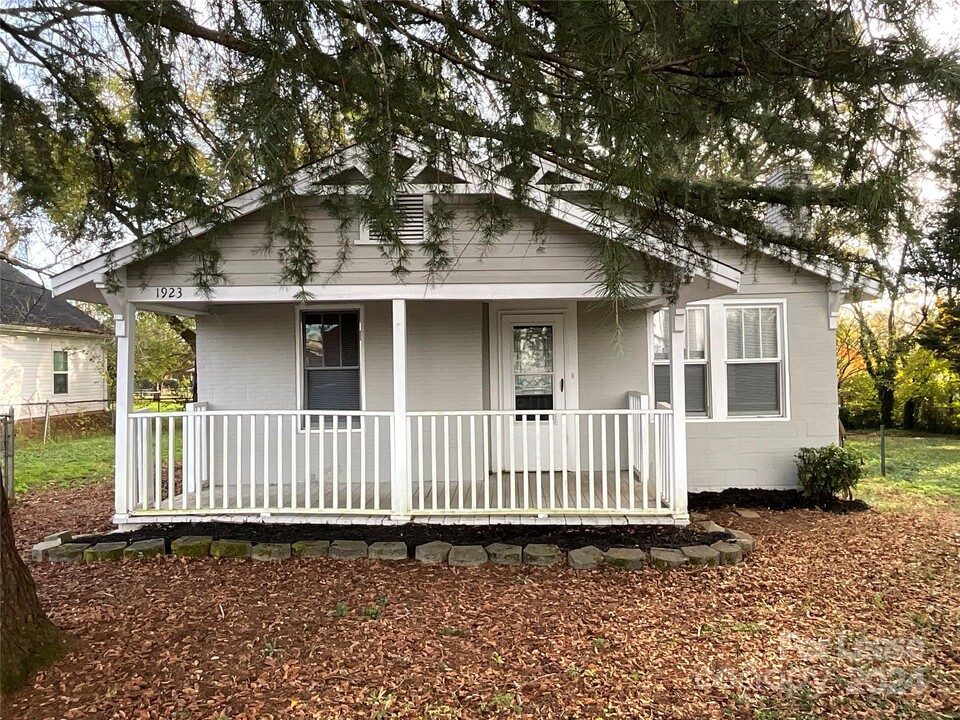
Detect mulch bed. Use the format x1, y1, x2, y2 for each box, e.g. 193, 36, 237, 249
73, 522, 731, 553
30, 485, 874, 554
7, 492, 960, 719
690, 487, 870, 513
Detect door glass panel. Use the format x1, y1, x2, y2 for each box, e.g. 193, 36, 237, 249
513, 325, 553, 419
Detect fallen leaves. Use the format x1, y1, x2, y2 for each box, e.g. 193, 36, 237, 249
5, 490, 960, 719
10, 483, 114, 553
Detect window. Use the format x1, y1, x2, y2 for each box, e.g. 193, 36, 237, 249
358, 194, 425, 244
649, 300, 789, 421
652, 307, 709, 416
725, 306, 782, 416
513, 324, 554, 420
302, 312, 361, 418
53, 350, 68, 394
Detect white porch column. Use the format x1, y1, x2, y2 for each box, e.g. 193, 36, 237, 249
390, 298, 410, 520
668, 304, 689, 517
113, 302, 137, 519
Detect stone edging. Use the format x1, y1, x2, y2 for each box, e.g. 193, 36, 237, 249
30, 523, 755, 571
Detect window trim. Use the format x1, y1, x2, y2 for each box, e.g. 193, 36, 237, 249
649, 298, 791, 423
649, 306, 710, 417
294, 305, 366, 432
721, 301, 788, 419
357, 194, 430, 245
53, 349, 69, 395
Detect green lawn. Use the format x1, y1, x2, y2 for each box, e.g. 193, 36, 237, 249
15, 427, 183, 495
15, 433, 116, 494
846, 430, 960, 510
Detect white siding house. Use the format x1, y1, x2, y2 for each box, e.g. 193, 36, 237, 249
1, 262, 108, 420
50, 148, 877, 527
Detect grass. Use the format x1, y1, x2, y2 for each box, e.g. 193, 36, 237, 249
846, 430, 960, 510
15, 427, 181, 495
15, 432, 116, 494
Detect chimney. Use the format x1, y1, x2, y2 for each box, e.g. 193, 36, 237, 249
764, 163, 813, 238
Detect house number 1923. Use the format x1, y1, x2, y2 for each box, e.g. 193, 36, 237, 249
155, 287, 184, 299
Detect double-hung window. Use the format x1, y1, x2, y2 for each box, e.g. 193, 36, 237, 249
53, 350, 69, 394
724, 306, 783, 416
302, 312, 361, 421
651, 307, 709, 416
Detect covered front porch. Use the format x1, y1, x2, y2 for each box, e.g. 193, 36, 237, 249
112, 295, 697, 526
125, 401, 679, 524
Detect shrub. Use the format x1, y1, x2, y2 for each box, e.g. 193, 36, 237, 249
795, 444, 864, 503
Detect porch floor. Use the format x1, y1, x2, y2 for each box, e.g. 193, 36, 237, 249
133, 471, 678, 525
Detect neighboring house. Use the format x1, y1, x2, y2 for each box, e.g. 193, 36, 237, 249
1, 261, 109, 421
51, 146, 878, 527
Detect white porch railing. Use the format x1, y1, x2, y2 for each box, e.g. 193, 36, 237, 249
407, 406, 674, 515
124, 399, 678, 519
128, 409, 394, 515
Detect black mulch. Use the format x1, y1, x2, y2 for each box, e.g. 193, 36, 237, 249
75, 523, 731, 553
689, 488, 870, 514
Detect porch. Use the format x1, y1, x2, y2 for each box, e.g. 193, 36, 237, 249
125, 401, 682, 524
106, 289, 698, 526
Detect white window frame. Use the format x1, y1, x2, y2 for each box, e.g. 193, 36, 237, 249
357, 194, 430, 245
649, 298, 791, 423
649, 305, 710, 417
293, 304, 366, 432
53, 349, 69, 395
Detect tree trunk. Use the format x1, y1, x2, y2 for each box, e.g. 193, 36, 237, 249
162, 316, 198, 402
0, 479, 65, 694
879, 385, 896, 428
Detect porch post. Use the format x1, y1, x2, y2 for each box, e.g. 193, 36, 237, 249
390, 298, 410, 520
113, 302, 137, 520
668, 304, 689, 518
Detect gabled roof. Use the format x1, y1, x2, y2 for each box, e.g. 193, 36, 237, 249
51, 143, 742, 303
1, 261, 108, 334
49, 141, 885, 303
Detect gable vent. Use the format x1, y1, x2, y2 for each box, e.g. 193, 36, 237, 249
360, 194, 425, 245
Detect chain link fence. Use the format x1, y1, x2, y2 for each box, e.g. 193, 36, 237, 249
13, 399, 112, 442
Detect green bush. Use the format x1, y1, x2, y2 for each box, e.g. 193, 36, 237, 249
795, 444, 864, 503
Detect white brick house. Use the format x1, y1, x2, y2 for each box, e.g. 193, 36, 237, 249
51, 148, 878, 527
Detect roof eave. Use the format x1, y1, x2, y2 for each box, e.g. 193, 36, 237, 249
52, 144, 740, 299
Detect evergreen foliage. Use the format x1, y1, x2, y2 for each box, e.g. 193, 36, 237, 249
2, 1, 959, 299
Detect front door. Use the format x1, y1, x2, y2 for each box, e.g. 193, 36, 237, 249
501, 315, 566, 471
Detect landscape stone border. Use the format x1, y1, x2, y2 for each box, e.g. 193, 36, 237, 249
29, 523, 755, 572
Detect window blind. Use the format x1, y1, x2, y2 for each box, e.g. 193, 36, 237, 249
302, 311, 361, 412
653, 364, 708, 415
727, 362, 781, 415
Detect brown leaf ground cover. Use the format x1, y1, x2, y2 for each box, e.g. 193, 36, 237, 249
5, 488, 960, 719
10, 483, 114, 554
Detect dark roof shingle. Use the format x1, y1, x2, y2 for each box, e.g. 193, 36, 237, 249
1, 262, 108, 334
